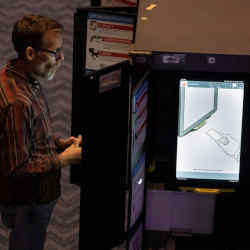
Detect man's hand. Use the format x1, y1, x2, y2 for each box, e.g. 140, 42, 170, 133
60, 135, 82, 148
58, 136, 82, 168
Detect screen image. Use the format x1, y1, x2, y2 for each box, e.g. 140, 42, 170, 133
86, 12, 134, 71
130, 153, 145, 229
99, 68, 121, 93
101, 0, 137, 7
176, 79, 244, 182
128, 222, 143, 250
178, 79, 218, 137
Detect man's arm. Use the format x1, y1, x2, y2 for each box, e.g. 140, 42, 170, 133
1, 100, 81, 176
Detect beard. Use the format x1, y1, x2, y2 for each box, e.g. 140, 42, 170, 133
34, 61, 61, 81
45, 70, 56, 80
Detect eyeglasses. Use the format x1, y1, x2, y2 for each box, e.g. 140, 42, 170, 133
39, 48, 63, 60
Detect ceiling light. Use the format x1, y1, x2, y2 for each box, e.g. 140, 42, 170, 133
146, 3, 157, 10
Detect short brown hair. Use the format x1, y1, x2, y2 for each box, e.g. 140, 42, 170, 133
12, 15, 63, 59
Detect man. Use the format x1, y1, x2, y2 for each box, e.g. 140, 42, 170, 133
0, 15, 82, 250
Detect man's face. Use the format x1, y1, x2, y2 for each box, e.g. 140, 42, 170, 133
32, 29, 64, 80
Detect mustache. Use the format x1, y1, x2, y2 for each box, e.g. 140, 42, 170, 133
45, 61, 61, 71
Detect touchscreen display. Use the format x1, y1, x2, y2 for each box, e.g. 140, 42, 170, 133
176, 79, 244, 182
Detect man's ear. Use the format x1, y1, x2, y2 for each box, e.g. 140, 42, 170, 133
25, 46, 36, 61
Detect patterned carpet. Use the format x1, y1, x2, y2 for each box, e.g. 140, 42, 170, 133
0, 1, 89, 249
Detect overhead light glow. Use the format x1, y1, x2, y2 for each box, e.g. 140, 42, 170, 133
146, 3, 157, 11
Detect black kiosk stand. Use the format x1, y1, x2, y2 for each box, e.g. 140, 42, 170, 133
72, 61, 131, 249
71, 60, 149, 249
71, 4, 250, 249
71, 7, 148, 250
132, 51, 250, 250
